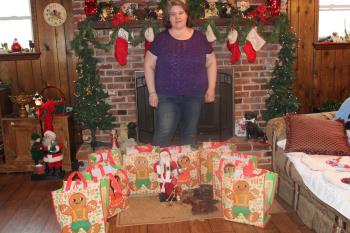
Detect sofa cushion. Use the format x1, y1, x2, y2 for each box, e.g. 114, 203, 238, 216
284, 114, 350, 156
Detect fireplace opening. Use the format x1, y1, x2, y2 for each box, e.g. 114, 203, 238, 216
135, 68, 233, 144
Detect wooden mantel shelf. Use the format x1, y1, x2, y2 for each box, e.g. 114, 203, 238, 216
0, 52, 41, 61
313, 42, 350, 50
88, 18, 236, 30
87, 18, 272, 30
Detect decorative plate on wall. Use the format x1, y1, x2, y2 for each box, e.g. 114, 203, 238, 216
43, 3, 67, 27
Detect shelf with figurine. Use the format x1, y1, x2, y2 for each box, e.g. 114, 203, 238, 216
0, 38, 40, 61
314, 29, 350, 50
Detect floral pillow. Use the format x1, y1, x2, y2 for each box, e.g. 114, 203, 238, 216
284, 114, 350, 156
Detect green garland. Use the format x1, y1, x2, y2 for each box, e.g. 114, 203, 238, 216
71, 11, 299, 144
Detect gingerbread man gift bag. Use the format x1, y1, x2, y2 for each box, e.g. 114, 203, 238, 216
123, 144, 160, 195
221, 169, 278, 228
51, 172, 107, 233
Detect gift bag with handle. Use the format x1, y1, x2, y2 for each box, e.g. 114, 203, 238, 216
123, 144, 160, 195
107, 170, 130, 218
164, 145, 201, 190
200, 141, 237, 184
222, 169, 278, 228
88, 148, 122, 169
212, 153, 257, 200
51, 171, 107, 233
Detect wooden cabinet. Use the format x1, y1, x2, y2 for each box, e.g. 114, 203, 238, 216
0, 114, 77, 173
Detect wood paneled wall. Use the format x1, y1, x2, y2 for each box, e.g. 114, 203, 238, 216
288, 0, 350, 113
0, 0, 78, 106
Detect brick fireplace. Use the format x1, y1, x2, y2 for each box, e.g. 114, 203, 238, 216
72, 0, 278, 167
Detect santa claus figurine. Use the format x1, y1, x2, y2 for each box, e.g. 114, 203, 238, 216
42, 130, 64, 178
154, 149, 179, 202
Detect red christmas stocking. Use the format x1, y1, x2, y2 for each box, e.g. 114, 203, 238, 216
144, 27, 154, 56
243, 27, 266, 63
114, 28, 129, 66
226, 27, 241, 64
205, 24, 216, 44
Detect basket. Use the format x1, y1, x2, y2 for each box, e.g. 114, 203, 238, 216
40, 86, 66, 115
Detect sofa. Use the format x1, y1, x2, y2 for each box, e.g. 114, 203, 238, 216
266, 112, 350, 233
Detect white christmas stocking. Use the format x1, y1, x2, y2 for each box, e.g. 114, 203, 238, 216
144, 27, 154, 56
243, 27, 266, 63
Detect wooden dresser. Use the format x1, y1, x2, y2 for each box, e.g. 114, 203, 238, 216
0, 114, 77, 173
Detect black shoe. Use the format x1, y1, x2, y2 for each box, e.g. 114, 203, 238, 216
158, 193, 168, 202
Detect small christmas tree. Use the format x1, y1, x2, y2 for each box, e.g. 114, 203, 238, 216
263, 15, 299, 121
71, 21, 115, 149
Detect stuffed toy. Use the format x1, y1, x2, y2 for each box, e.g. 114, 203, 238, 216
30, 133, 44, 165
33, 92, 63, 132
244, 111, 267, 140
153, 149, 179, 202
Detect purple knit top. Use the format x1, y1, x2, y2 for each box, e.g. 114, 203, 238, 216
149, 30, 213, 96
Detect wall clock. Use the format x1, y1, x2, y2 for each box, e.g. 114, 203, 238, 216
43, 3, 67, 27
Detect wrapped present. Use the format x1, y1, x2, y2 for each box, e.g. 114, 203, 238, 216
123, 144, 160, 195
200, 141, 237, 184
51, 172, 107, 233
88, 148, 122, 168
222, 169, 278, 228
212, 153, 257, 200
163, 145, 200, 190
107, 170, 130, 218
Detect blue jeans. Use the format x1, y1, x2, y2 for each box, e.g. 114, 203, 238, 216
153, 95, 204, 147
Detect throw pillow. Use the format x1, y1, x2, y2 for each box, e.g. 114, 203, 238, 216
284, 114, 350, 156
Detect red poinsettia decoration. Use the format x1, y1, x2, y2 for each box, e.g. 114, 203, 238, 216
269, 0, 281, 16
247, 4, 269, 24
112, 8, 131, 28
84, 0, 97, 17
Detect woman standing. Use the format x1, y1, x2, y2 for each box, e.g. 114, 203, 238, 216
144, 0, 217, 147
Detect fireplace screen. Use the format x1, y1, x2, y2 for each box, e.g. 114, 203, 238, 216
135, 69, 233, 144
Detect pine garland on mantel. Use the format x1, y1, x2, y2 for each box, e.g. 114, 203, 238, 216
71, 3, 299, 146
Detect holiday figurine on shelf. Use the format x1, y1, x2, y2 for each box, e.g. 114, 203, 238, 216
154, 149, 179, 202
29, 40, 35, 52
11, 38, 22, 52
42, 130, 64, 179
84, 0, 97, 17
111, 129, 119, 149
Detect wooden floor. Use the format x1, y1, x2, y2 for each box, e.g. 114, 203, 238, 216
0, 173, 314, 233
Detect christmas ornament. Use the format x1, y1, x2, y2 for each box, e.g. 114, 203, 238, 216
84, 0, 97, 17
205, 24, 216, 43
144, 27, 154, 56
237, 0, 250, 12
243, 27, 265, 63
268, 0, 281, 16
111, 129, 119, 149
11, 38, 22, 52
98, 1, 114, 21
114, 28, 129, 66
226, 26, 241, 64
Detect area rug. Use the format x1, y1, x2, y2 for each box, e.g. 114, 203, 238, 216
116, 195, 286, 227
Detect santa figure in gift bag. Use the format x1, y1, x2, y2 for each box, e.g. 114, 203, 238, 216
154, 149, 179, 202
42, 130, 64, 178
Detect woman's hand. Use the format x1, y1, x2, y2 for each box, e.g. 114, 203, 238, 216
149, 92, 159, 107
205, 89, 215, 103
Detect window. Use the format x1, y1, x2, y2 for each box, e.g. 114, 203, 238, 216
0, 0, 34, 51
318, 0, 350, 40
